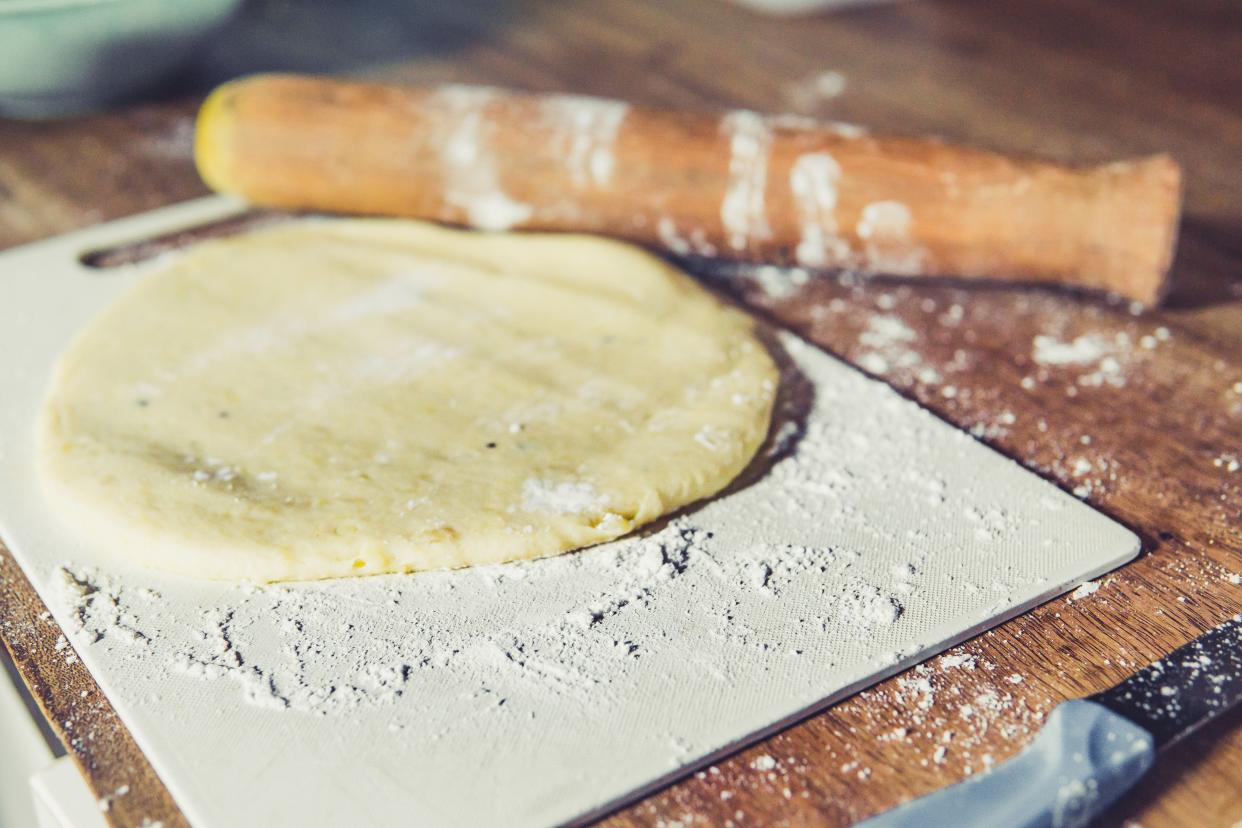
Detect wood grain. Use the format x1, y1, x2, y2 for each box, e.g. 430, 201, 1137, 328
0, 1, 1239, 826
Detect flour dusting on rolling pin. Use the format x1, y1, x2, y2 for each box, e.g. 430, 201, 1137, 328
195, 74, 1182, 305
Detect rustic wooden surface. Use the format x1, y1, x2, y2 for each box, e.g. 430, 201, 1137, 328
1, 0, 1240, 825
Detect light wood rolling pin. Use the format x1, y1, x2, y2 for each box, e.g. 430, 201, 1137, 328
195, 74, 1183, 305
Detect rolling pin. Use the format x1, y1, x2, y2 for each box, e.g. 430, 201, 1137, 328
195, 74, 1183, 305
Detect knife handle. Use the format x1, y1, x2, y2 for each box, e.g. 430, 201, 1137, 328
857, 699, 1155, 828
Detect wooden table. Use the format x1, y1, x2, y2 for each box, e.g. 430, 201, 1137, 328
2, 0, 1240, 825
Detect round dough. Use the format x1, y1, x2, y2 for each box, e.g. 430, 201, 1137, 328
37, 219, 777, 581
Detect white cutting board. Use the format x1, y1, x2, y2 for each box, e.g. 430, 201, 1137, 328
0, 198, 1138, 828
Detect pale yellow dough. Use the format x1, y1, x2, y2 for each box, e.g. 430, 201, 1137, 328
36, 219, 777, 582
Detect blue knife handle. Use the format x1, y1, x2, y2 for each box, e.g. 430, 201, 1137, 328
857, 699, 1155, 828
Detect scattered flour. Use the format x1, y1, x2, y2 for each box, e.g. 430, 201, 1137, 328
540, 95, 629, 188
939, 653, 976, 671
841, 647, 1055, 779
1213, 453, 1239, 473
1032, 334, 1111, 366
657, 217, 719, 258
1071, 457, 1094, 477
48, 500, 908, 718
740, 265, 812, 300
789, 152, 848, 268
1030, 329, 1155, 390
720, 111, 774, 251
854, 314, 933, 383
140, 117, 195, 160
520, 478, 610, 515
52, 566, 149, 646
751, 754, 777, 771
97, 784, 129, 813
784, 70, 848, 112
841, 587, 903, 626
658, 217, 692, 256
432, 86, 532, 231
855, 202, 927, 276
1069, 581, 1100, 601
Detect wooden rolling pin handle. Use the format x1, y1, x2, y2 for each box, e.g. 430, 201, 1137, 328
196, 75, 1182, 305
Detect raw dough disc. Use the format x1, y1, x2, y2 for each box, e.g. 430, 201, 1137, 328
37, 219, 778, 581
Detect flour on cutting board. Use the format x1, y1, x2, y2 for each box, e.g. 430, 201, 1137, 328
0, 205, 1139, 828
22, 332, 1138, 827
53, 520, 913, 715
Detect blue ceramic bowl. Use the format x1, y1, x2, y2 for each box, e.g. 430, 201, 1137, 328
0, 0, 242, 117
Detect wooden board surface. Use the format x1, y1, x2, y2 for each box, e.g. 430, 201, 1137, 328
1, 0, 1240, 825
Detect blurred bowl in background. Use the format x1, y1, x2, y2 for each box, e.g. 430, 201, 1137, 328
0, 0, 242, 118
